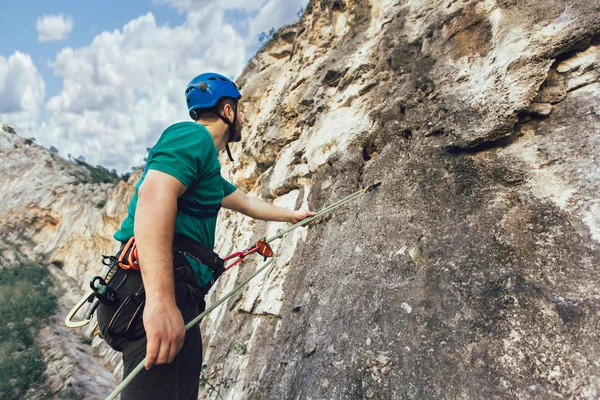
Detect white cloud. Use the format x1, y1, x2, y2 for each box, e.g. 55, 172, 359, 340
0, 52, 45, 135
40, 11, 246, 172
33, 1, 307, 173
36, 14, 74, 42
156, 0, 308, 46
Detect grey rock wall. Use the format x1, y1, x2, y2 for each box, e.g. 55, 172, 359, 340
202, 0, 600, 399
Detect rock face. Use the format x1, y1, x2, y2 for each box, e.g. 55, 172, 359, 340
2, 0, 600, 399
0, 123, 132, 397
201, 1, 600, 399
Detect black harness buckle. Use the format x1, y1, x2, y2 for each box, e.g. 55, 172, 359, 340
90, 276, 118, 306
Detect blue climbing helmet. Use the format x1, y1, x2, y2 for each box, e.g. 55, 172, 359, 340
185, 72, 242, 161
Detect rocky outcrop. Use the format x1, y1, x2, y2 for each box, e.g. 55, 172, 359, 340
0, 123, 132, 397
201, 1, 600, 399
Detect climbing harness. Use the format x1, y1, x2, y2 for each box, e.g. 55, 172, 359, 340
105, 181, 382, 400
106, 282, 146, 341
65, 235, 223, 340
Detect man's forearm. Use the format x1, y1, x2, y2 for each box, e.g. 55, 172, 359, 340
245, 195, 295, 222
134, 189, 178, 302
221, 189, 315, 224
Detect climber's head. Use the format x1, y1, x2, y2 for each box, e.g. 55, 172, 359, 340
185, 72, 242, 161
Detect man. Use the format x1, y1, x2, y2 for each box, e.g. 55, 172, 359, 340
98, 72, 313, 399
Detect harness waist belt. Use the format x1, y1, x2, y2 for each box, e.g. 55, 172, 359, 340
172, 234, 225, 283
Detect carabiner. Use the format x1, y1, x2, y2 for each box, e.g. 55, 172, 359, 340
224, 251, 247, 270
118, 237, 140, 270
223, 239, 275, 270
65, 290, 96, 328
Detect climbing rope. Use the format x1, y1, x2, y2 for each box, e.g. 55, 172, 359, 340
105, 181, 381, 400
218, 181, 382, 270
265, 181, 382, 242
106, 259, 275, 400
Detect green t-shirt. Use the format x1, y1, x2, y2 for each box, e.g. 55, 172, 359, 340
114, 122, 237, 287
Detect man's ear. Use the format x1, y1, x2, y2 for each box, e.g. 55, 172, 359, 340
223, 103, 234, 122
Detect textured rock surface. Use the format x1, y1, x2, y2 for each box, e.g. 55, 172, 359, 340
201, 1, 600, 399
0, 123, 131, 397
1, 0, 600, 399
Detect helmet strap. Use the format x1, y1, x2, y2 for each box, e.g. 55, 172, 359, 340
211, 110, 236, 162
225, 143, 234, 162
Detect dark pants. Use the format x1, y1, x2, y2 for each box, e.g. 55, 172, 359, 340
97, 253, 207, 399
118, 303, 205, 400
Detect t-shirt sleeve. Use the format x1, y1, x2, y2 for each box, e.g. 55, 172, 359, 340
222, 177, 237, 197
146, 126, 212, 188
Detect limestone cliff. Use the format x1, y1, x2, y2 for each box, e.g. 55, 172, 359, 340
203, 0, 600, 399
1, 0, 600, 399
0, 123, 132, 397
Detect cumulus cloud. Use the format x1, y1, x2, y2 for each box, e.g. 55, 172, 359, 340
40, 11, 245, 172
156, 0, 308, 46
35, 1, 306, 173
154, 0, 264, 13
36, 14, 74, 42
0, 52, 45, 134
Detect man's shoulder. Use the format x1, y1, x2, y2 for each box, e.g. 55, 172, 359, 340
152, 121, 217, 165
155, 122, 213, 150
163, 121, 210, 138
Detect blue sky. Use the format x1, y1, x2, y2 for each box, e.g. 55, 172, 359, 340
0, 0, 307, 172
1, 1, 184, 110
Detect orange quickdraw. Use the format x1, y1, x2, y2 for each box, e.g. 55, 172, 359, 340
118, 237, 140, 270
223, 239, 274, 271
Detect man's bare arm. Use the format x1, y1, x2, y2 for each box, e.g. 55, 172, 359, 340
134, 169, 187, 369
221, 189, 314, 223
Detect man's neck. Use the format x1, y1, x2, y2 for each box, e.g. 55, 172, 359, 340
196, 120, 227, 151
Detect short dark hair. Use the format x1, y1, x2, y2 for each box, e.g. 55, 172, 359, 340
195, 97, 237, 122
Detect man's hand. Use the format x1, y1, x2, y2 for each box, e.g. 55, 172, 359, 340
143, 298, 186, 369
289, 209, 315, 224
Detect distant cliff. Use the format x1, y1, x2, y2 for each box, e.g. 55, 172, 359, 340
0, 122, 132, 397
1, 0, 600, 399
